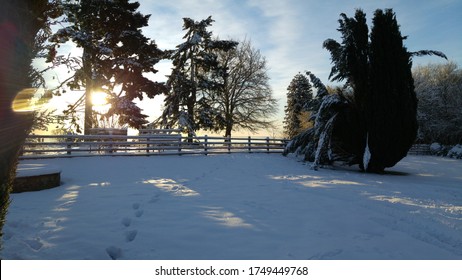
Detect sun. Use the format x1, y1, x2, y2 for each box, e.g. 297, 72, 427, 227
91, 91, 108, 106
91, 91, 111, 113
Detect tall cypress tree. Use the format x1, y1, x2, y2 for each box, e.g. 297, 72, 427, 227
366, 9, 417, 172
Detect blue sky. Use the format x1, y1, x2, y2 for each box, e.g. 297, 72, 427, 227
135, 0, 461, 132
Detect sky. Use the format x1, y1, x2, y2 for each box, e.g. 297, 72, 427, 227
141, 0, 462, 131
45, 0, 462, 136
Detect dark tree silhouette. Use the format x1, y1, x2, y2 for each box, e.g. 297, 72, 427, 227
365, 9, 416, 172
0, 0, 61, 247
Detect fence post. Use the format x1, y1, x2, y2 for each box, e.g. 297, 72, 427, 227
266, 137, 270, 153
178, 134, 182, 155
146, 136, 150, 154
204, 135, 208, 156
66, 133, 72, 155
109, 134, 114, 154
227, 136, 231, 154
248, 136, 252, 153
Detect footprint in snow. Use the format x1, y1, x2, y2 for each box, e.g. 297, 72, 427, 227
24, 238, 44, 251
121, 217, 131, 227
131, 202, 144, 217
135, 209, 144, 218
148, 193, 160, 203
106, 246, 123, 260
125, 230, 138, 242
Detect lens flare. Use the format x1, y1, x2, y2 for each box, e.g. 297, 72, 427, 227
12, 88, 46, 112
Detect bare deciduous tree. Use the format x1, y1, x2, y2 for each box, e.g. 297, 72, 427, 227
207, 39, 277, 137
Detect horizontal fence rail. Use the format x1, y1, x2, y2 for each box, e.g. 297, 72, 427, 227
407, 144, 432, 155
20, 133, 288, 159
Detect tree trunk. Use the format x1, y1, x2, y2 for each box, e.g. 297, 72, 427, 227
224, 124, 232, 138
0, 0, 44, 246
224, 111, 233, 138
83, 48, 94, 135
186, 48, 196, 143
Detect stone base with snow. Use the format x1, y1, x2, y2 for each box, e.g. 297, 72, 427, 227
13, 164, 61, 193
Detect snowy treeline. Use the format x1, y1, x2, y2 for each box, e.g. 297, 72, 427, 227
414, 62, 462, 145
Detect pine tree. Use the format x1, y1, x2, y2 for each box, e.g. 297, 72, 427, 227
284, 73, 313, 139
159, 16, 237, 139
49, 0, 167, 134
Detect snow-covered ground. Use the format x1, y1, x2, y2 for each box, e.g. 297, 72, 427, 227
2, 154, 461, 260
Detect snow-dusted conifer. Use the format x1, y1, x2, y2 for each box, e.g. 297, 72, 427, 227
284, 75, 352, 167
159, 16, 237, 139
283, 73, 313, 139
48, 0, 167, 134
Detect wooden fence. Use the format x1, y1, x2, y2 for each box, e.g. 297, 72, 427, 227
19, 131, 432, 160
20, 133, 288, 159
407, 144, 431, 155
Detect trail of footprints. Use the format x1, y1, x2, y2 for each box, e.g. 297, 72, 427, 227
122, 202, 142, 243
106, 194, 159, 260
